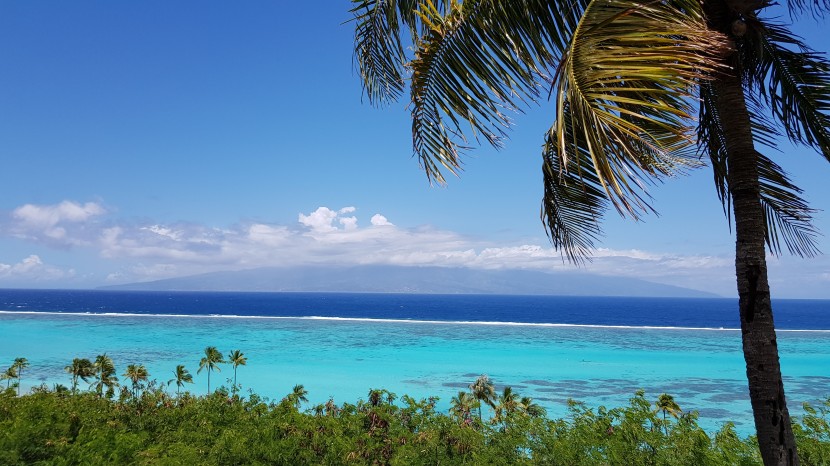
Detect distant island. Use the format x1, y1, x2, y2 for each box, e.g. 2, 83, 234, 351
99, 265, 718, 298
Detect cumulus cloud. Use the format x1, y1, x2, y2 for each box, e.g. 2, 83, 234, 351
7, 200, 106, 248
298, 207, 340, 232
371, 214, 393, 227
0, 255, 74, 282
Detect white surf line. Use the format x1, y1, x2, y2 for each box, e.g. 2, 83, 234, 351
2, 310, 829, 332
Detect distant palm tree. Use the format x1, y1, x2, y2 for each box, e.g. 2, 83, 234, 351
1, 366, 17, 390
656, 393, 682, 435
450, 391, 478, 425
227, 349, 247, 393
324, 397, 339, 417
64, 358, 94, 394
284, 384, 309, 410
123, 364, 149, 398
520, 396, 546, 418
469, 375, 497, 423
168, 364, 194, 396
12, 358, 28, 396
198, 346, 225, 394
494, 386, 521, 425
93, 354, 118, 398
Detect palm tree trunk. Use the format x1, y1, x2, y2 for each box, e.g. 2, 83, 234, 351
714, 72, 799, 465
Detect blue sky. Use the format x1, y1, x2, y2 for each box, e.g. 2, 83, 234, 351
1, 1, 829, 298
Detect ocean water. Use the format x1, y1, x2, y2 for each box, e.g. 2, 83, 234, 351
1, 289, 829, 435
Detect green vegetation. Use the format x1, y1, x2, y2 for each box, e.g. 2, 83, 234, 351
3, 356, 830, 464
5, 381, 830, 465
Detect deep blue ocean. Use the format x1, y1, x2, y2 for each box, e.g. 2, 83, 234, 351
1, 289, 828, 330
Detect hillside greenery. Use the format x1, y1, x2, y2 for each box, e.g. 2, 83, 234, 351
4, 383, 830, 464
4, 355, 830, 465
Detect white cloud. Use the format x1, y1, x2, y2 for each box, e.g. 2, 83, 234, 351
8, 201, 830, 297
7, 200, 106, 248
0, 254, 74, 282
298, 207, 340, 232
371, 214, 393, 227
339, 216, 358, 230
13, 201, 105, 226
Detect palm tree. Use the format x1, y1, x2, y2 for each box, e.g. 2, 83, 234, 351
1, 366, 17, 390
168, 364, 194, 396
449, 391, 478, 425
93, 354, 118, 398
494, 386, 521, 425
122, 364, 149, 398
283, 384, 309, 410
64, 358, 94, 394
469, 375, 497, 423
656, 393, 683, 435
12, 358, 28, 396
520, 396, 546, 418
351, 2, 830, 462
227, 349, 247, 394
198, 346, 225, 394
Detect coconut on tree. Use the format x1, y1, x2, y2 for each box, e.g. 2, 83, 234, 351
198, 346, 225, 394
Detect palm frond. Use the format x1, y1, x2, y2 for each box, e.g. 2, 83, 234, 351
757, 153, 821, 257
408, 0, 562, 183
700, 81, 819, 257
780, 0, 830, 19
743, 20, 830, 160
698, 81, 731, 218
351, 0, 421, 106
541, 109, 608, 264
550, 0, 727, 223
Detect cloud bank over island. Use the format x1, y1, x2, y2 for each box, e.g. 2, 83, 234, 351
1, 200, 827, 298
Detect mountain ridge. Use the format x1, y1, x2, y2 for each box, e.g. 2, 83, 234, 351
99, 265, 719, 298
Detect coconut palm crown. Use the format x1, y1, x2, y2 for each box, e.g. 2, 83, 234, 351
12, 358, 28, 396
168, 364, 194, 396
93, 354, 118, 398
64, 358, 95, 394
227, 349, 247, 393
122, 364, 149, 398
351, 1, 830, 463
198, 346, 225, 394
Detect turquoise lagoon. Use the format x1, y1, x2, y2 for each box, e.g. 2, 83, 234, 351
2, 310, 829, 435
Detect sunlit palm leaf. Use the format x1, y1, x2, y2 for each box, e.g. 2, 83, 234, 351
549, 0, 726, 225
409, 0, 569, 183
541, 106, 608, 264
